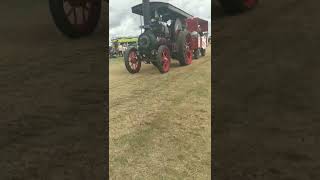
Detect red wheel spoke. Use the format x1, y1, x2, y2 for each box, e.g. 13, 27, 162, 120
60, 0, 101, 35
159, 46, 170, 72
130, 62, 134, 69
128, 50, 140, 71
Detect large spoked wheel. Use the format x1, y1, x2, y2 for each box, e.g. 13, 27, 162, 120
124, 47, 141, 74
177, 31, 193, 66
49, 0, 101, 38
218, 0, 258, 13
155, 45, 171, 73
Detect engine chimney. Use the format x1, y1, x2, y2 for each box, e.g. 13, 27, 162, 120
142, 0, 151, 28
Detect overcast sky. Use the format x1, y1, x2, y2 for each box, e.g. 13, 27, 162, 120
109, 0, 211, 45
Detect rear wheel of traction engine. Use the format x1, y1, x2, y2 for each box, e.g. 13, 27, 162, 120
218, 0, 258, 13
49, 0, 101, 38
177, 31, 192, 66
155, 45, 171, 73
124, 47, 141, 74
200, 48, 206, 56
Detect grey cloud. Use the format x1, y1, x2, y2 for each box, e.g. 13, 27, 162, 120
109, 0, 211, 44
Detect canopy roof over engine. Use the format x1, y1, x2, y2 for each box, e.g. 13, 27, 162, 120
131, 2, 193, 21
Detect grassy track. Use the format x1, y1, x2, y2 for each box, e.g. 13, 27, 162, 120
109, 46, 211, 179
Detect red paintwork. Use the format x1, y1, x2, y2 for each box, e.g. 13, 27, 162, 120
190, 37, 198, 50
185, 17, 208, 51
63, 0, 95, 33
186, 17, 208, 32
129, 50, 140, 71
161, 47, 170, 72
244, 0, 257, 8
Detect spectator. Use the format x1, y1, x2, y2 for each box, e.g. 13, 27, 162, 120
118, 44, 123, 57
122, 45, 127, 54
114, 40, 119, 56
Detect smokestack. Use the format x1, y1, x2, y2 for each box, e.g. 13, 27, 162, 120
142, 0, 151, 28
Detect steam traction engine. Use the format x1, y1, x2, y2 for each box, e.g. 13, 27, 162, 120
48, 0, 257, 39
124, 0, 209, 74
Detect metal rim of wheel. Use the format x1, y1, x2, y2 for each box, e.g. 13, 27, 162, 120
160, 47, 171, 73
63, 0, 98, 33
128, 50, 140, 72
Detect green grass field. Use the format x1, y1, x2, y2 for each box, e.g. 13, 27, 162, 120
109, 46, 211, 179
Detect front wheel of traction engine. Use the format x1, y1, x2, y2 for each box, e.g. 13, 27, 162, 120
177, 31, 193, 66
49, 0, 101, 38
124, 47, 141, 74
155, 45, 171, 73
